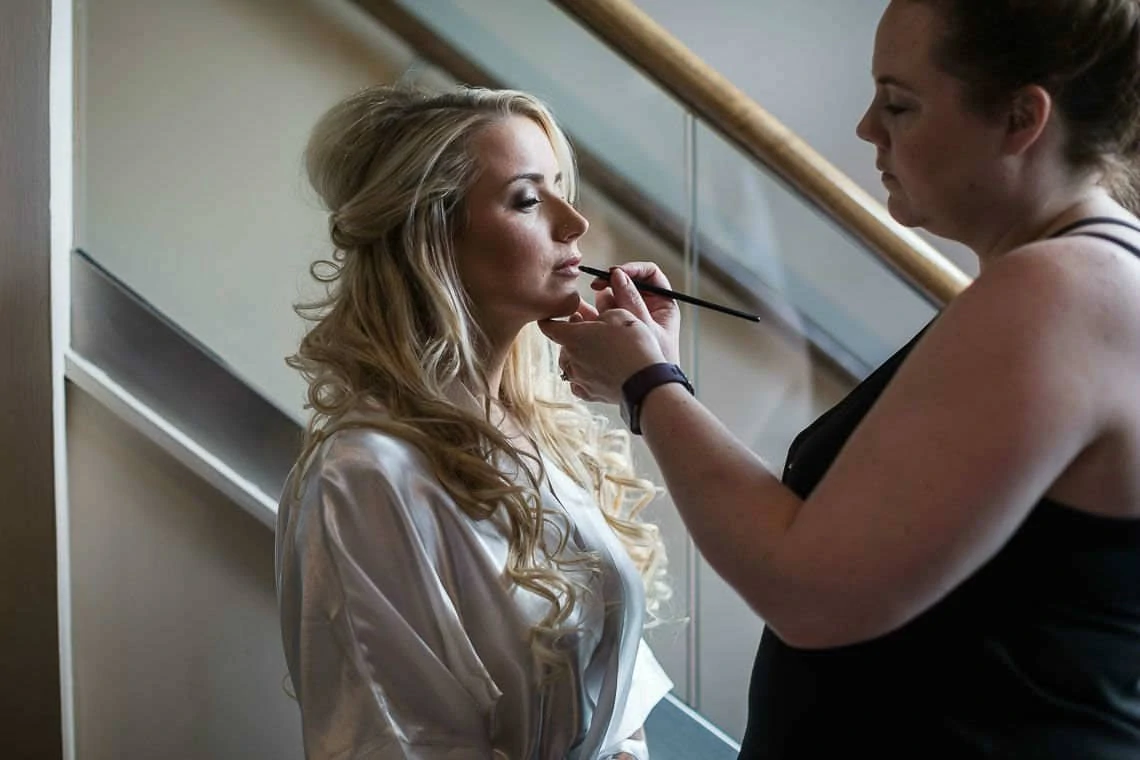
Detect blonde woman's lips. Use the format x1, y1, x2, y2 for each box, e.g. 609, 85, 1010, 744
555, 256, 581, 276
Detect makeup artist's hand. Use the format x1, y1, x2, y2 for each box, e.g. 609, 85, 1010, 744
591, 263, 681, 364
540, 275, 668, 405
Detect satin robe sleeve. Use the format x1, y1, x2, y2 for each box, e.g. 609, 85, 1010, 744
281, 432, 502, 759
601, 638, 674, 760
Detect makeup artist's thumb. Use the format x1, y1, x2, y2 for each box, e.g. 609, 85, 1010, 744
538, 318, 570, 345
611, 269, 652, 323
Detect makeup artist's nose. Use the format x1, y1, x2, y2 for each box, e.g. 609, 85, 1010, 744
556, 198, 589, 242
856, 102, 886, 148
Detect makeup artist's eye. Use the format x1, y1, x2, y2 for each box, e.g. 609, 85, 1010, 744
883, 103, 909, 116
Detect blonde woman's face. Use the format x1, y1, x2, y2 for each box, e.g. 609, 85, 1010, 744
455, 115, 588, 344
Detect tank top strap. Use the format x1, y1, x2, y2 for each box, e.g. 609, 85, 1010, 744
1048, 216, 1140, 238
1047, 216, 1140, 258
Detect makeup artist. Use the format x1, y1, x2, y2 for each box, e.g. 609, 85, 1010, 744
540, 1, 1140, 756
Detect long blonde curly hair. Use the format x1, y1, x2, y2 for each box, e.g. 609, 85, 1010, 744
287, 84, 669, 677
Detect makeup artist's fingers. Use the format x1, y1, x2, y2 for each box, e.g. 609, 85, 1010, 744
591, 263, 668, 313
608, 269, 655, 325
594, 285, 616, 314
575, 300, 599, 321
577, 271, 680, 365
539, 309, 666, 404
611, 263, 682, 363
568, 382, 601, 403
622, 264, 678, 319
614, 261, 674, 291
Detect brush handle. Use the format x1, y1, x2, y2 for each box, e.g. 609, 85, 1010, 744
579, 265, 761, 323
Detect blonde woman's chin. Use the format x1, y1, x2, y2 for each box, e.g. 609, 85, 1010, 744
544, 292, 583, 321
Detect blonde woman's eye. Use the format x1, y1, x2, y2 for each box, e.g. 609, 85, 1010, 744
516, 196, 541, 210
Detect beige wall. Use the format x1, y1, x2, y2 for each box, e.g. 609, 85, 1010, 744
72, 0, 856, 745
66, 385, 303, 760
76, 0, 421, 418
1, 1, 62, 757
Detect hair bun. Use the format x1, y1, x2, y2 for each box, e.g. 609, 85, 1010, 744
328, 213, 359, 251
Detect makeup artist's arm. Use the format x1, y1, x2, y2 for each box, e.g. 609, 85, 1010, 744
540, 253, 1105, 648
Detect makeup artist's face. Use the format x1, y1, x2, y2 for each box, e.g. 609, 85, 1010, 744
454, 116, 588, 344
856, 0, 1007, 240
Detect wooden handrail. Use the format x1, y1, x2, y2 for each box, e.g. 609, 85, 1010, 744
549, 0, 972, 305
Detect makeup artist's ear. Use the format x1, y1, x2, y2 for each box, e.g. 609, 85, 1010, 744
1004, 85, 1051, 156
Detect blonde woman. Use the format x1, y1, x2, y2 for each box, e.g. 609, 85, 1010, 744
275, 84, 672, 760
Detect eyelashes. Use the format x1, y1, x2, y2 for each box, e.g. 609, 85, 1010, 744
515, 194, 569, 210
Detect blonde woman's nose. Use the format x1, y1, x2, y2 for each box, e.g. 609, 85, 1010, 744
558, 199, 589, 241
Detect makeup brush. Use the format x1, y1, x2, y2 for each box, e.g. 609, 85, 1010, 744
579, 265, 762, 323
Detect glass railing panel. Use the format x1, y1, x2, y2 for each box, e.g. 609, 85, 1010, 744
683, 118, 934, 730
390, 0, 941, 375
691, 122, 937, 370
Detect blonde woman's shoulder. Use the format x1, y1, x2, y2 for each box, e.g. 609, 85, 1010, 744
315, 419, 429, 485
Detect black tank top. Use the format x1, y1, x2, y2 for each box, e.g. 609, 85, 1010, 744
739, 218, 1140, 759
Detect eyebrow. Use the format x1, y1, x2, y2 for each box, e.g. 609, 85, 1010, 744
507, 171, 563, 186
876, 75, 917, 92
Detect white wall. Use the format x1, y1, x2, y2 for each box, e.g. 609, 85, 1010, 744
73, 0, 864, 746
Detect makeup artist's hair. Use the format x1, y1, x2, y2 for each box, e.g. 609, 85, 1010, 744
287, 84, 669, 677
910, 0, 1140, 213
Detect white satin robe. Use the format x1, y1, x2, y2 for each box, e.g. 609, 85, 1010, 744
275, 403, 672, 759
